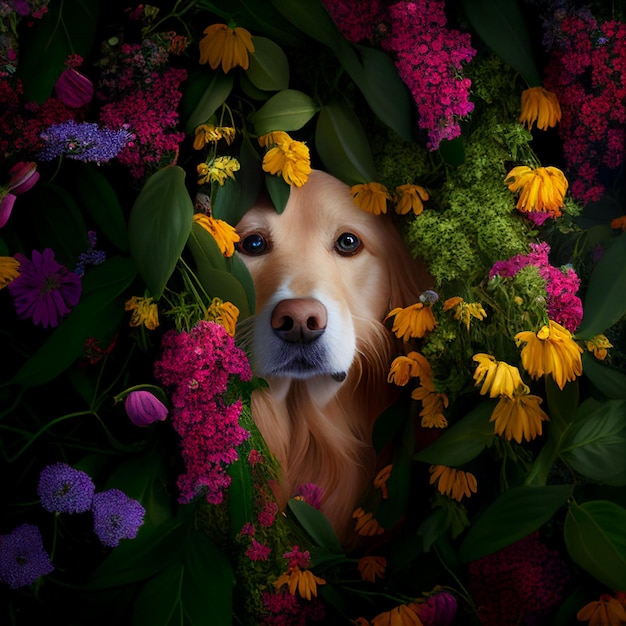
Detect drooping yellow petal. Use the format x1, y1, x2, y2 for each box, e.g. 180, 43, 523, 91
519, 86, 562, 130
394, 183, 429, 215
351, 182, 392, 215
199, 23, 254, 73
193, 213, 240, 257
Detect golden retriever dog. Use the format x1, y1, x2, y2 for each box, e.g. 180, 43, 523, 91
235, 169, 426, 542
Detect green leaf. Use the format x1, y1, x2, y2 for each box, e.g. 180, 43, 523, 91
186, 223, 252, 318
181, 529, 234, 626
414, 400, 495, 467
564, 500, 626, 590
250, 89, 319, 135
68, 162, 129, 253
131, 564, 183, 626
184, 72, 234, 135
582, 352, 626, 400
545, 377, 579, 434
270, 0, 343, 48
577, 232, 626, 338
16, 0, 100, 103
438, 136, 466, 167
335, 42, 413, 142
265, 173, 290, 213
314, 102, 377, 185
10, 256, 136, 388
461, 0, 542, 86
559, 399, 626, 485
128, 166, 193, 300
287, 499, 343, 554
247, 36, 290, 91
458, 484, 573, 563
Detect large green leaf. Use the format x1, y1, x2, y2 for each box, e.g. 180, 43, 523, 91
461, 0, 542, 86
287, 499, 343, 554
128, 166, 193, 300
414, 400, 495, 467
247, 36, 290, 91
16, 0, 100, 103
315, 102, 377, 185
577, 232, 626, 338
184, 73, 234, 135
10, 256, 136, 388
564, 500, 626, 590
582, 352, 626, 400
559, 399, 626, 485
270, 0, 343, 48
458, 484, 573, 563
68, 162, 129, 253
131, 563, 183, 626
250, 89, 319, 135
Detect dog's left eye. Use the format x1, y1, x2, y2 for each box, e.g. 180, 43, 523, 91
335, 232, 362, 256
237, 233, 268, 255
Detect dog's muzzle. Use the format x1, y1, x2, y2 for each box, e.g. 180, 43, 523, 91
271, 298, 327, 344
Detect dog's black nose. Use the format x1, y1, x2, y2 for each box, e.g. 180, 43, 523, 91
271, 298, 327, 344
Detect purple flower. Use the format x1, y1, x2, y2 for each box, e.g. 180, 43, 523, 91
39, 120, 134, 164
37, 462, 95, 514
0, 161, 39, 228
74, 231, 106, 276
416, 591, 458, 626
125, 390, 169, 427
294, 483, 323, 510
0, 524, 54, 589
92, 489, 145, 547
7, 248, 82, 328
54, 67, 94, 108
0, 193, 16, 229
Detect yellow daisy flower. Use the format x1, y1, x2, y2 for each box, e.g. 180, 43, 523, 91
610, 215, 626, 231
0, 255, 20, 289
445, 297, 487, 331
351, 182, 392, 215
353, 507, 384, 537
274, 567, 326, 601
125, 296, 159, 330
387, 351, 432, 386
206, 297, 239, 336
577, 594, 626, 626
371, 603, 424, 626
472, 353, 528, 399
357, 556, 387, 583
193, 213, 240, 257
198, 23, 255, 73
505, 165, 568, 216
411, 378, 449, 428
490, 392, 549, 443
262, 135, 311, 187
394, 183, 429, 215
258, 131, 291, 147
586, 334, 613, 361
197, 156, 240, 186
519, 86, 562, 131
515, 319, 583, 390
193, 124, 236, 150
429, 465, 477, 502
385, 303, 437, 341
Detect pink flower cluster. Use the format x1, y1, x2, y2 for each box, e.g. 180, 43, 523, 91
261, 590, 325, 626
323, 0, 475, 150
489, 242, 583, 332
544, 12, 626, 204
468, 532, 569, 626
97, 41, 187, 181
154, 321, 252, 505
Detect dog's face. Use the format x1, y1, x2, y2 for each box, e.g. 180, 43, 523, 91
235, 170, 406, 390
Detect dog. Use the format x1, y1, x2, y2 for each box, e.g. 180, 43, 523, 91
235, 169, 426, 542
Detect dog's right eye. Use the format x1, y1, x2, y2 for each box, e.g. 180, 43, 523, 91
335, 232, 362, 256
237, 233, 268, 255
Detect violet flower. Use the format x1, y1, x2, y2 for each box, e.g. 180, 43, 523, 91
7, 248, 82, 329
92, 489, 145, 547
0, 524, 54, 589
54, 67, 94, 108
125, 390, 169, 427
37, 462, 96, 514
0, 161, 39, 228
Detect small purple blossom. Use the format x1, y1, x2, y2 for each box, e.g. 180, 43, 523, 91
39, 120, 134, 164
7, 248, 82, 328
54, 67, 94, 108
294, 483, 323, 510
0, 524, 54, 589
92, 489, 145, 548
74, 231, 106, 276
37, 462, 95, 514
125, 390, 169, 427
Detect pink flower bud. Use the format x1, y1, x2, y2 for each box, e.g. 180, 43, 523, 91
416, 591, 458, 626
8, 162, 40, 195
0, 192, 16, 228
125, 391, 168, 427
54, 67, 94, 108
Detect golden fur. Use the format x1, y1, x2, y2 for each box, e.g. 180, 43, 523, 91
235, 170, 425, 542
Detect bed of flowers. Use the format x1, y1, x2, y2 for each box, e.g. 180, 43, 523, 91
2, 0, 626, 624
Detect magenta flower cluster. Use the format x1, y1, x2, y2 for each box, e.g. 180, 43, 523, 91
322, 0, 476, 150
97, 41, 187, 181
489, 242, 583, 332
154, 321, 252, 505
544, 11, 626, 204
